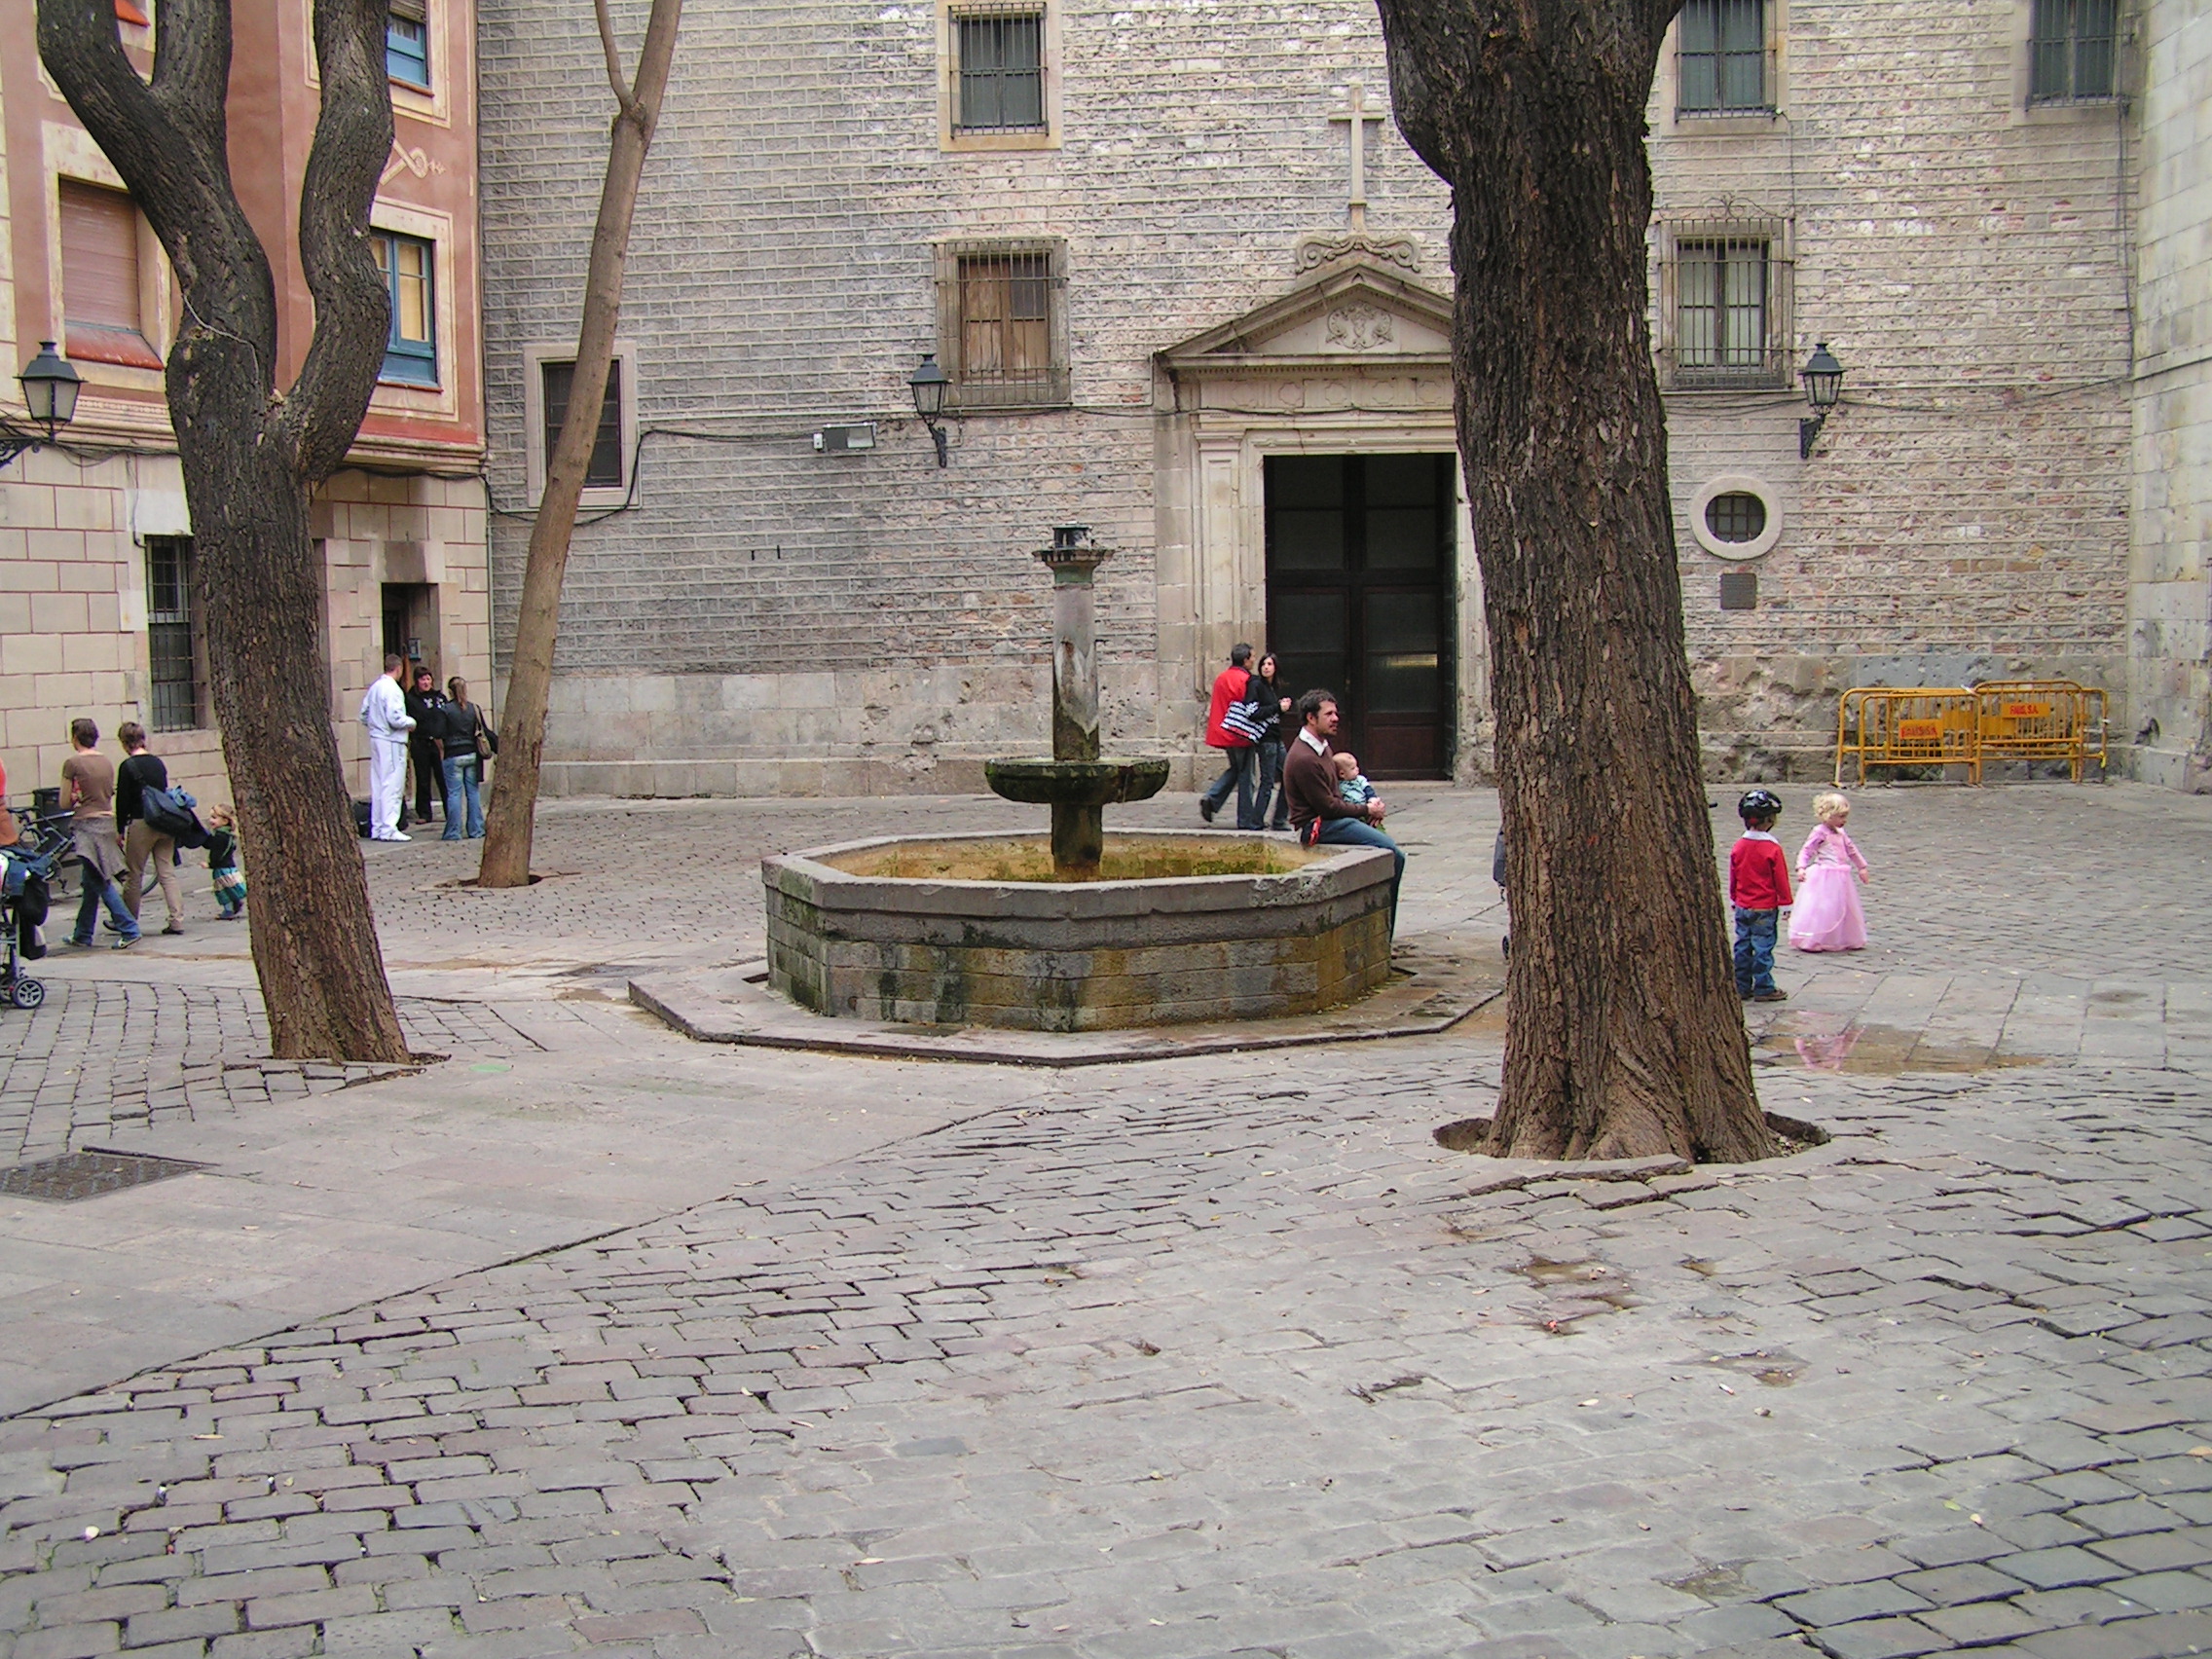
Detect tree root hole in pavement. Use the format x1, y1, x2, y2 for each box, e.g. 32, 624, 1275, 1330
1430, 1108, 1831, 1161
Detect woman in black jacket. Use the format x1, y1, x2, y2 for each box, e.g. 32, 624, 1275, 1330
1249, 652, 1294, 832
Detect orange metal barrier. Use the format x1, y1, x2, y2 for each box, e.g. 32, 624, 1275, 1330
1974, 681, 2108, 782
1834, 687, 1983, 786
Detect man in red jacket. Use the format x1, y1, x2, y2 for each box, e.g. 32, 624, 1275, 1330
1729, 789, 1792, 1002
1198, 644, 1259, 828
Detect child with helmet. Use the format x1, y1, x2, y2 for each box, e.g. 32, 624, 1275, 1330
1729, 790, 1791, 1002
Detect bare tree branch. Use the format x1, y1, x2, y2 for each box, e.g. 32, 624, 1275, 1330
279, 0, 394, 482
593, 0, 639, 116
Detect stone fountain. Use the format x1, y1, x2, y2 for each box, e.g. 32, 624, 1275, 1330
756, 526, 1400, 1032
981, 526, 1168, 878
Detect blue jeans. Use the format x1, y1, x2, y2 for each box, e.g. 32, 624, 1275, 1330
1256, 740, 1288, 829
1316, 816, 1405, 936
73, 866, 139, 944
1201, 745, 1259, 829
441, 754, 485, 839
1733, 907, 1779, 996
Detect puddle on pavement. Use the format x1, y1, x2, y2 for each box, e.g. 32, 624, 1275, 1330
1700, 1348, 1807, 1387
1669, 1565, 1753, 1602
1517, 1256, 1636, 1334
1750, 1016, 2044, 1076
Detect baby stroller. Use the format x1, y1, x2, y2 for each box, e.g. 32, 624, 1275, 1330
1, 808, 69, 1012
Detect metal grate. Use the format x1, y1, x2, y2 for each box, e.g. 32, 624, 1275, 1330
1706, 491, 1767, 543
954, 9, 1045, 132
954, 250, 1065, 406
1659, 222, 1792, 389
0, 1148, 206, 1202
1677, 0, 1770, 113
146, 535, 202, 732
2029, 0, 2116, 101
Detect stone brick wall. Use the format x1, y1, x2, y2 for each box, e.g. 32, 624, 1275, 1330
1654, 0, 2135, 776
480, 0, 2144, 793
2127, 0, 2212, 790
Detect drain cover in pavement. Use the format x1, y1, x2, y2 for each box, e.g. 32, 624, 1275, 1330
0, 1149, 206, 1202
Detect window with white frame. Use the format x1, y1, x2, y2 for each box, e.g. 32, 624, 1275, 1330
371, 231, 437, 386
1657, 218, 1793, 388
935, 240, 1068, 409
1677, 0, 1769, 114
2029, 0, 2117, 101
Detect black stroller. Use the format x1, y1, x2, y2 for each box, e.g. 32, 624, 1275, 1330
1, 806, 69, 1011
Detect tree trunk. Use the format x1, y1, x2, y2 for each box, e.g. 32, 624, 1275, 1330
478, 0, 683, 888
1375, 0, 1771, 1161
40, 0, 412, 1062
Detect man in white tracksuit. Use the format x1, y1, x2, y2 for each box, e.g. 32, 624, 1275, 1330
359, 654, 417, 841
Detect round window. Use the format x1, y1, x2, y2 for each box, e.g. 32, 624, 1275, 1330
1689, 473, 1782, 561
1705, 492, 1767, 543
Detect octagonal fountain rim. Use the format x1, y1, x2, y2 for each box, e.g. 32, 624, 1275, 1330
762, 829, 1395, 922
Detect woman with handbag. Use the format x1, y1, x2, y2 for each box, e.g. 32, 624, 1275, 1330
438, 678, 498, 840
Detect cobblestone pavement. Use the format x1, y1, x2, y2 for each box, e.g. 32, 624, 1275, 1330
2, 783, 2211, 1659
0, 984, 554, 1166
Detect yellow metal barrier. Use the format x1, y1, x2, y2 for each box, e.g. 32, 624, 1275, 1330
1834, 687, 1983, 786
1974, 681, 2108, 782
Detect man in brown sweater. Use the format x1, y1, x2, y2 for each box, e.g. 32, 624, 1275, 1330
1282, 689, 1404, 935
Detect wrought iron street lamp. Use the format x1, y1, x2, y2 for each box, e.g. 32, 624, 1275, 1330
3, 342, 82, 470
907, 352, 949, 468
1798, 341, 1844, 460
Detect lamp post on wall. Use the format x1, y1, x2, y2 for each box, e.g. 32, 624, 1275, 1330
1798, 341, 1844, 460
908, 353, 950, 468
1, 342, 83, 470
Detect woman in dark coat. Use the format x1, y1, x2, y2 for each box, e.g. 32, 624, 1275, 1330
1249, 652, 1294, 832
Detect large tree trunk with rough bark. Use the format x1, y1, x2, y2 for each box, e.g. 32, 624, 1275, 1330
478, 0, 682, 888
40, 0, 411, 1062
1375, 0, 1770, 1161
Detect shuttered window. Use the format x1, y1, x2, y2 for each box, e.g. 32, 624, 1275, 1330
59, 180, 159, 368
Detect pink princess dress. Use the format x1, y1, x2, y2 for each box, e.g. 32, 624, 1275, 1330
1788, 823, 1869, 952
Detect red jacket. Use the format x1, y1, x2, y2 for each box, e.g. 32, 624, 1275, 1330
1205, 666, 1252, 750
1729, 832, 1793, 910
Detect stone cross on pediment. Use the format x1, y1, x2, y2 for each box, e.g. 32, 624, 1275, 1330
1329, 79, 1385, 234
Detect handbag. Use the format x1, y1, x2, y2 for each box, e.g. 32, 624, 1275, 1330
475, 708, 498, 756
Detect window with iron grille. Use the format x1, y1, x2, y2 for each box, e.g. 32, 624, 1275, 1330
937, 240, 1068, 409
541, 359, 625, 490
1659, 222, 1792, 389
953, 7, 1045, 132
2030, 0, 2117, 101
1677, 0, 1768, 114
146, 536, 203, 733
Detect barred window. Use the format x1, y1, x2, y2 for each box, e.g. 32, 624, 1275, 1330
2030, 0, 2117, 101
954, 9, 1044, 132
1659, 221, 1793, 389
937, 240, 1069, 409
146, 536, 203, 734
541, 359, 625, 489
1677, 0, 1768, 114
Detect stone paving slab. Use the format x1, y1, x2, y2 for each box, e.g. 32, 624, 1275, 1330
628, 935, 1505, 1066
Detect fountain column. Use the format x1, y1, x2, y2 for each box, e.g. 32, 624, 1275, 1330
1036, 526, 1111, 876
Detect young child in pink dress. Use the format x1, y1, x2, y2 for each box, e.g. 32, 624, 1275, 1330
1788, 793, 1871, 952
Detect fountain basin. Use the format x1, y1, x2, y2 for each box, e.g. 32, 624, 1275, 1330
764, 830, 1396, 1031
983, 757, 1170, 807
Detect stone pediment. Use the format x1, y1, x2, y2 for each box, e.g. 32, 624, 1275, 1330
1158, 258, 1455, 383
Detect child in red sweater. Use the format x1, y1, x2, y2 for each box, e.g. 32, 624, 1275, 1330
1729, 790, 1792, 1002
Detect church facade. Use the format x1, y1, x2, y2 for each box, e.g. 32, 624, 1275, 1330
475, 0, 2202, 792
